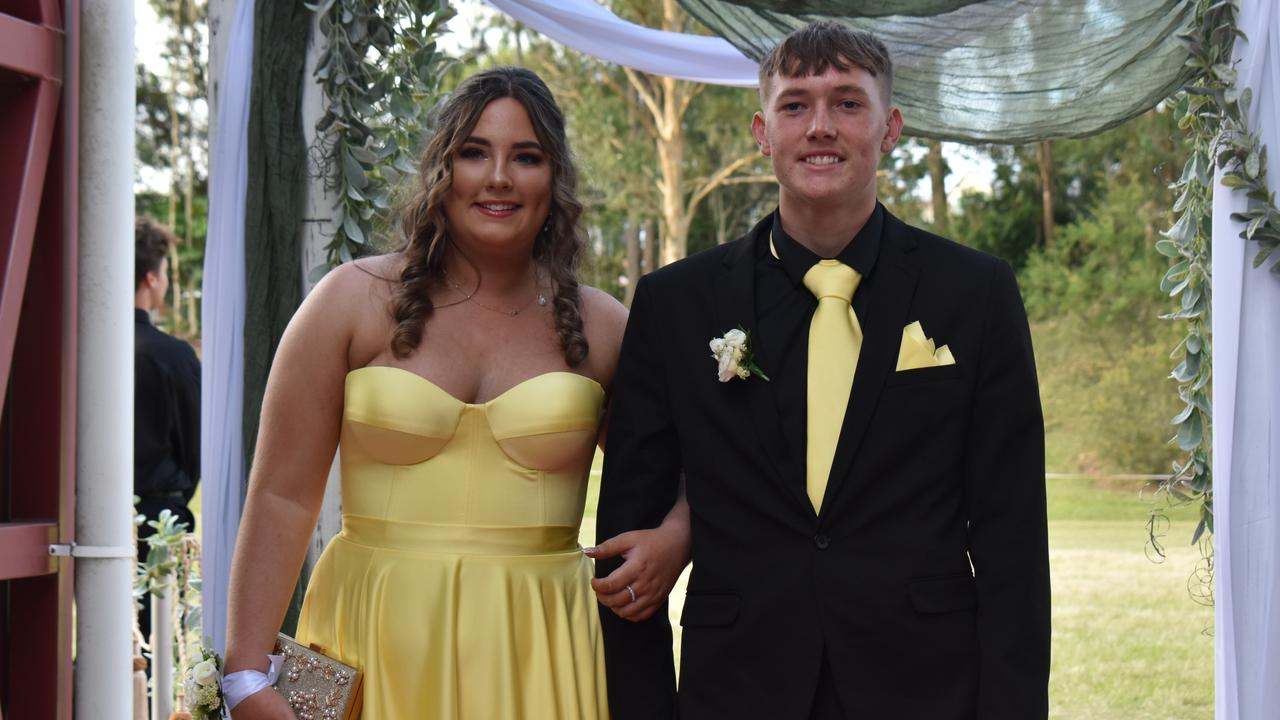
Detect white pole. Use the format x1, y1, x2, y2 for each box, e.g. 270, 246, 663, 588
133, 631, 150, 720
150, 577, 174, 720
300, 10, 345, 569
75, 2, 136, 719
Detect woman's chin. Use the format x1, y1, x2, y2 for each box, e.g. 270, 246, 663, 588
456, 234, 538, 258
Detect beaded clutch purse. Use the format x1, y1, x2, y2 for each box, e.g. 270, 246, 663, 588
272, 633, 363, 720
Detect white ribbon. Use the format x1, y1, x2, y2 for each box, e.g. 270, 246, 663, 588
222, 654, 283, 711
483, 0, 759, 87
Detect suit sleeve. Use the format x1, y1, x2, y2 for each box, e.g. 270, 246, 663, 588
963, 260, 1050, 718
596, 276, 682, 719
175, 342, 202, 502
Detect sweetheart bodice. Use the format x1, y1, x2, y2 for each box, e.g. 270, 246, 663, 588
338, 366, 604, 529
299, 367, 610, 719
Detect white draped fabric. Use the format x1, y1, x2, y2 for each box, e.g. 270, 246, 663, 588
483, 0, 760, 86
200, 0, 253, 654
1213, 1, 1280, 717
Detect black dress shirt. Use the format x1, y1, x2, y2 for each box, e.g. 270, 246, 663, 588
753, 204, 883, 477
134, 308, 202, 508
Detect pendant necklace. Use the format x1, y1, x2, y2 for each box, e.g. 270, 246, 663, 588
444, 269, 548, 317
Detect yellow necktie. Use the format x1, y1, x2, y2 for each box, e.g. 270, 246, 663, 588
803, 260, 862, 513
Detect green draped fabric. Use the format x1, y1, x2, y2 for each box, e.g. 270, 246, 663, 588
679, 0, 1195, 142
244, 0, 309, 471
244, 0, 311, 632
720, 0, 983, 16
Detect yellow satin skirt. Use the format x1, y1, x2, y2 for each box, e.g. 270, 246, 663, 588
297, 518, 608, 719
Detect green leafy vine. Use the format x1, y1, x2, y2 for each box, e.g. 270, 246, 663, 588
307, 0, 457, 270
133, 507, 205, 708
134, 508, 190, 598
1151, 0, 1280, 588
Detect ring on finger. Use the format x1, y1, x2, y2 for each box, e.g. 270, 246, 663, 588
625, 584, 637, 603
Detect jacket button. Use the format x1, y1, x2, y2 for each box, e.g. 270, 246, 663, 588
813, 534, 830, 550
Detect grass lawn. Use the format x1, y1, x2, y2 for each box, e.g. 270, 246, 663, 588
1046, 479, 1212, 719
581, 451, 1212, 718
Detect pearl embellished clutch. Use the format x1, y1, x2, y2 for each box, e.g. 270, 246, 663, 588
272, 633, 364, 720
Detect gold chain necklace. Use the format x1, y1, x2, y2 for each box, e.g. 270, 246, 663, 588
443, 270, 548, 317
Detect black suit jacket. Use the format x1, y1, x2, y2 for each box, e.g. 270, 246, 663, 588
135, 308, 201, 504
596, 211, 1050, 719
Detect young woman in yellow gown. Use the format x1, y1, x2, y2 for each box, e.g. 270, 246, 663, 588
223, 67, 691, 719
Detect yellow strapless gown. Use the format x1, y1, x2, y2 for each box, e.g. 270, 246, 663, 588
296, 366, 609, 719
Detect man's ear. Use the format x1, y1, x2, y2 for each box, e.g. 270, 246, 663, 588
880, 106, 904, 154
751, 111, 771, 157
145, 270, 162, 289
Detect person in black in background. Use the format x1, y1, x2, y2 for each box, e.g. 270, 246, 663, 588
135, 217, 201, 633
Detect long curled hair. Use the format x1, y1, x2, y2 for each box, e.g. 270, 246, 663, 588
391, 66, 588, 364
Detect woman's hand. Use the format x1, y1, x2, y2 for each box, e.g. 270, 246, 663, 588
586, 516, 691, 622
229, 687, 296, 719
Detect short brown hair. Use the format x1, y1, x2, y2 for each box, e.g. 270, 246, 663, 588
757, 21, 893, 107
135, 217, 173, 289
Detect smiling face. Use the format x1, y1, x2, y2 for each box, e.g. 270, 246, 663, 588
444, 96, 553, 259
752, 63, 902, 215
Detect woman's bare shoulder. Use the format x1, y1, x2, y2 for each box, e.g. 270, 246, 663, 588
294, 255, 400, 358
577, 285, 628, 383
305, 254, 398, 307
579, 285, 627, 339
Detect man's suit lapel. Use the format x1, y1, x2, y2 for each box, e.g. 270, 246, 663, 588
718, 217, 815, 519
821, 214, 919, 518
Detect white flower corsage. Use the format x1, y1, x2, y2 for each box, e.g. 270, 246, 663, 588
184, 645, 228, 719
709, 328, 770, 383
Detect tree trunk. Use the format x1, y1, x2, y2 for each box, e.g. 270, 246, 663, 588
643, 218, 658, 275
927, 140, 948, 234
623, 214, 641, 307
167, 241, 182, 334
654, 0, 688, 267
181, 0, 198, 337
166, 83, 179, 231
1039, 140, 1054, 248
166, 39, 182, 332
713, 188, 727, 246
657, 74, 685, 267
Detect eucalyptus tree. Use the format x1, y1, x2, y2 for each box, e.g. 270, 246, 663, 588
136, 0, 209, 339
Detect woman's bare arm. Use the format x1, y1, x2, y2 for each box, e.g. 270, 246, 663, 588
223, 265, 370, 713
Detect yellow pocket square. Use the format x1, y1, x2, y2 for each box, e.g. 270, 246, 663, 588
896, 321, 956, 371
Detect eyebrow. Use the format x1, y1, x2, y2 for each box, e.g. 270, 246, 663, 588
775, 88, 809, 101
461, 136, 543, 151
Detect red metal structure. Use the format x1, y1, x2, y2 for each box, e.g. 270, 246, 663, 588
0, 0, 77, 718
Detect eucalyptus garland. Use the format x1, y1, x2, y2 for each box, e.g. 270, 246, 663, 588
307, 0, 457, 269
1151, 0, 1279, 570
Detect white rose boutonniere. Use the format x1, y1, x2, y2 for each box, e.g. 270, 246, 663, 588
709, 327, 770, 383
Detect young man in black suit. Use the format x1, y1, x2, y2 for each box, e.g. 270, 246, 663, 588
134, 217, 201, 636
594, 21, 1050, 719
